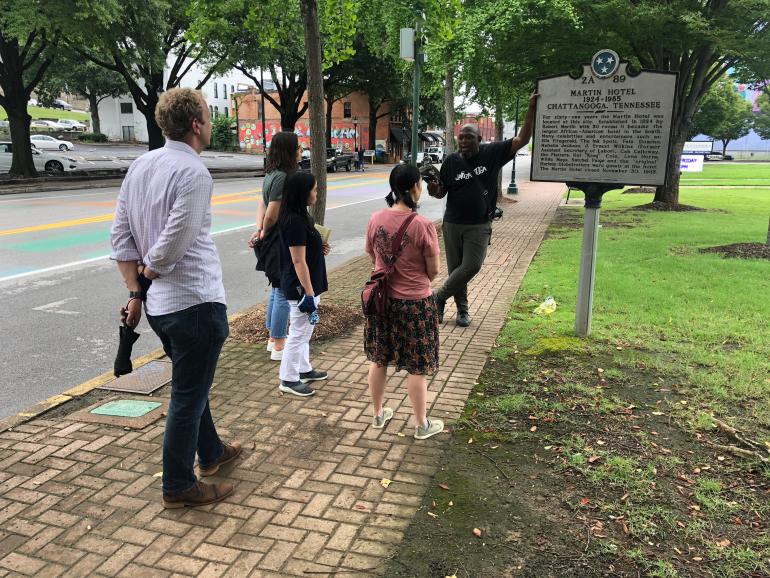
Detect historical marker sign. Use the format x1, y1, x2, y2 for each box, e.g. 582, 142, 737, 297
532, 51, 677, 186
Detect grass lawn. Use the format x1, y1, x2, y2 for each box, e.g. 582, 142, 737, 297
0, 106, 90, 122
387, 174, 770, 577
680, 162, 770, 187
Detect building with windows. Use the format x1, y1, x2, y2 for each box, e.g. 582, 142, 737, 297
95, 57, 259, 142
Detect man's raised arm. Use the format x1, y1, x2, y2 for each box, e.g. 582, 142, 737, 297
510, 92, 540, 155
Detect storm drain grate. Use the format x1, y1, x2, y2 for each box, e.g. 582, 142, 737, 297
99, 360, 172, 394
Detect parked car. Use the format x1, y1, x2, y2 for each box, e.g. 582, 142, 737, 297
425, 146, 445, 163
31, 120, 65, 132
400, 152, 431, 167
300, 147, 356, 172
704, 153, 724, 162
0, 142, 79, 172
30, 134, 74, 151
57, 119, 87, 132
52, 99, 73, 110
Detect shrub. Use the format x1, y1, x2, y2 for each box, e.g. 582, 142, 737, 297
79, 132, 108, 142
210, 115, 235, 151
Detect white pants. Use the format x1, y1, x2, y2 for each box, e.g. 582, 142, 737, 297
279, 296, 319, 382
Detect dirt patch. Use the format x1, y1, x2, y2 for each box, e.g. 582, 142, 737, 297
622, 186, 656, 194
699, 243, 770, 261
631, 202, 705, 212
228, 303, 363, 344
387, 349, 770, 578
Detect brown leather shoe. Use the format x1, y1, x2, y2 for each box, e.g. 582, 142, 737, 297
198, 441, 243, 477
163, 480, 233, 509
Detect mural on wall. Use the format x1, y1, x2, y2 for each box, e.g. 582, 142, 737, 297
238, 121, 369, 152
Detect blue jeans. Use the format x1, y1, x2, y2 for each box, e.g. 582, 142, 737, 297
146, 302, 229, 494
265, 286, 289, 339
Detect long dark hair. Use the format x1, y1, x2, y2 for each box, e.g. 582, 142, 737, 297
265, 131, 299, 173
278, 171, 316, 227
386, 164, 420, 211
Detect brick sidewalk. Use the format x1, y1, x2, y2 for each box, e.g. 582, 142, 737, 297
0, 180, 565, 577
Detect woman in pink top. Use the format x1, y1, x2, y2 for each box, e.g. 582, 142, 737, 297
364, 164, 443, 440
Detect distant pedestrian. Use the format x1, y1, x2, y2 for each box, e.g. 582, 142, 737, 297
428, 92, 538, 327
110, 87, 241, 509
249, 131, 301, 361
277, 172, 330, 397
358, 147, 366, 171
354, 147, 361, 171
365, 164, 443, 439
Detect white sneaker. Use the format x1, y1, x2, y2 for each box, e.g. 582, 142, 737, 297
267, 341, 274, 352
414, 418, 444, 440
270, 348, 284, 361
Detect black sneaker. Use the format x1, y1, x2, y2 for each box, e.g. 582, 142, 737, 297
299, 369, 328, 383
433, 292, 445, 324
456, 311, 471, 327
279, 380, 315, 397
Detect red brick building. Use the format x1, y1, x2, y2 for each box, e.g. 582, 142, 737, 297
233, 89, 410, 159
454, 113, 496, 142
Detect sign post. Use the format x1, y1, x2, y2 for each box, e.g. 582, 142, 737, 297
531, 50, 677, 337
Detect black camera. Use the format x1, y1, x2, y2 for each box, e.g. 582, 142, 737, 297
418, 163, 440, 184
489, 207, 503, 221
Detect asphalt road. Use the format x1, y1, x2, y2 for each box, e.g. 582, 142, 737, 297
0, 155, 531, 419
0, 168, 445, 419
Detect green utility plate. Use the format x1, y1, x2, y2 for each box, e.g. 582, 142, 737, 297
90, 400, 162, 418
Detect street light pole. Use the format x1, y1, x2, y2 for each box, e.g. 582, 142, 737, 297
507, 94, 520, 195
410, 20, 422, 167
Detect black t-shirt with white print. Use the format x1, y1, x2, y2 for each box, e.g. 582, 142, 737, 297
439, 139, 515, 225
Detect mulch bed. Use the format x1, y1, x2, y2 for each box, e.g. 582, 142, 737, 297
622, 186, 656, 194
229, 303, 364, 344
632, 201, 704, 212
699, 242, 770, 261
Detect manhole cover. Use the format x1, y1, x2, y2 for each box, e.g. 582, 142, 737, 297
99, 360, 172, 394
91, 400, 162, 418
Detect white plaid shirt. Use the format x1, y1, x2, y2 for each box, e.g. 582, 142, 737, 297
110, 140, 226, 316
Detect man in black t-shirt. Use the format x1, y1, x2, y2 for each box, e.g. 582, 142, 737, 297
428, 92, 538, 326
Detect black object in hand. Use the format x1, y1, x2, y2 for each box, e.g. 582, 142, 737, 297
138, 272, 152, 299
114, 323, 140, 377
419, 164, 439, 183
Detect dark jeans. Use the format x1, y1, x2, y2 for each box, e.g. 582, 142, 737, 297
146, 302, 229, 494
435, 221, 491, 314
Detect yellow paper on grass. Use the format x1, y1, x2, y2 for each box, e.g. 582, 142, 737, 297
315, 224, 332, 244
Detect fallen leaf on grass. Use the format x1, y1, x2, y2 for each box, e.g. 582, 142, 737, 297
651, 411, 664, 416
530, 426, 538, 433
468, 438, 474, 444
620, 493, 629, 502
438, 483, 450, 491
580, 497, 590, 506
381, 478, 392, 488
716, 539, 731, 548
473, 528, 482, 538
587, 456, 601, 464
504, 530, 522, 543
427, 512, 438, 518
448, 501, 454, 507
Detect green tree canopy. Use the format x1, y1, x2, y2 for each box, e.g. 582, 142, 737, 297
690, 77, 754, 154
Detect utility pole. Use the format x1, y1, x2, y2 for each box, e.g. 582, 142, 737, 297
506, 95, 520, 195
410, 20, 422, 167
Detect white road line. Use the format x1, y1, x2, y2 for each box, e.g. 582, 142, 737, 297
32, 297, 81, 315
0, 194, 386, 283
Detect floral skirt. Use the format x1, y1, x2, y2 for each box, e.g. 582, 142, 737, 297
364, 296, 439, 375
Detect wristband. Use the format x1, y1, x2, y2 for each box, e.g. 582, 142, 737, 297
129, 290, 143, 299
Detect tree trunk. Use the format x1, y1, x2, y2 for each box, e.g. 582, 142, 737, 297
368, 99, 381, 149
7, 104, 36, 177
324, 93, 334, 147
444, 64, 455, 155
87, 93, 102, 134
495, 105, 504, 201
653, 127, 686, 205
300, 0, 327, 225
721, 140, 728, 155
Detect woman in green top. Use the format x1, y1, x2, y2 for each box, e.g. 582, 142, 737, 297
248, 131, 301, 360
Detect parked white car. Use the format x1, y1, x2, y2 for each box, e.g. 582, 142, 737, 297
425, 146, 445, 163
57, 119, 87, 132
31, 120, 65, 132
0, 142, 79, 172
30, 134, 74, 151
